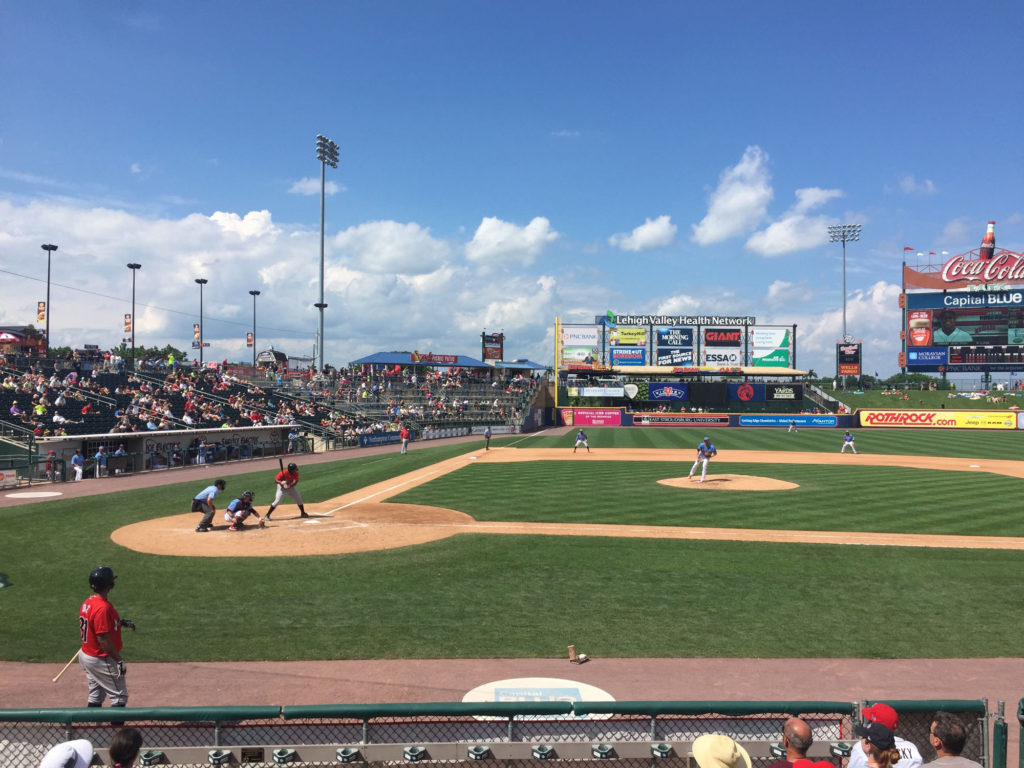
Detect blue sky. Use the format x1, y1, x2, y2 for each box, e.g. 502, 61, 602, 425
2, 1, 1022, 377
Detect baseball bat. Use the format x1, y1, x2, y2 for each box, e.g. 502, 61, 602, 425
52, 650, 80, 683
278, 455, 284, 472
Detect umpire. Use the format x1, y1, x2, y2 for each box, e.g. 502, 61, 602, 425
192, 478, 226, 532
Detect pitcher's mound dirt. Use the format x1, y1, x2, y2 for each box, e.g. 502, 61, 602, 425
658, 474, 797, 490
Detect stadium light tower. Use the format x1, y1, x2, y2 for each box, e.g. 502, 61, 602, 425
41, 244, 58, 356
315, 133, 339, 373
828, 224, 861, 341
249, 289, 261, 370
195, 278, 208, 366
127, 262, 142, 371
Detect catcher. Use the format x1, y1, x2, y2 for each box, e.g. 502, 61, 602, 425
264, 462, 308, 520
224, 490, 265, 531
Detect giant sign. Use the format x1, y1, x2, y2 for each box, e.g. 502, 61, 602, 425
703, 328, 743, 347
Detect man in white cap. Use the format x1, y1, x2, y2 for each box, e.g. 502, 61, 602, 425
692, 734, 751, 768
38, 739, 93, 768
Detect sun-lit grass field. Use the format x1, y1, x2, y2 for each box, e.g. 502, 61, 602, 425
1, 427, 1022, 661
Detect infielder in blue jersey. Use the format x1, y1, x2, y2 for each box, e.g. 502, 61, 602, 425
688, 436, 718, 483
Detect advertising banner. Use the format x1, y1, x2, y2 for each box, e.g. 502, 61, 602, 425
648, 382, 689, 401
633, 413, 730, 426
728, 382, 765, 402
751, 348, 790, 367
481, 332, 505, 361
703, 328, 743, 347
123, 314, 132, 334
903, 251, 1024, 291
574, 387, 625, 397
246, 332, 253, 348
561, 408, 623, 427
561, 326, 601, 345
614, 314, 755, 326
359, 432, 403, 447
609, 327, 648, 346
766, 383, 803, 401
859, 409, 1017, 429
750, 327, 790, 348
837, 342, 861, 376
738, 414, 838, 428
656, 328, 694, 347
904, 290, 1024, 371
610, 347, 645, 366
701, 348, 743, 365
562, 347, 600, 364
37, 302, 46, 322
655, 348, 695, 365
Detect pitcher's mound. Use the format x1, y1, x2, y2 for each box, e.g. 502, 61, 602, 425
658, 474, 798, 491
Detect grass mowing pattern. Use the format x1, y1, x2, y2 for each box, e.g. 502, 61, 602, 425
517, 426, 1024, 458
1, 429, 1022, 661
393, 462, 1024, 536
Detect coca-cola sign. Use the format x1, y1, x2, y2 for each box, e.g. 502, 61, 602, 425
905, 251, 1024, 290
941, 253, 1024, 284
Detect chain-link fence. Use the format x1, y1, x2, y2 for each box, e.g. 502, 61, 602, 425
0, 700, 1001, 768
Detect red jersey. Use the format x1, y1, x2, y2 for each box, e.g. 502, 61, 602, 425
400, 427, 410, 440
79, 594, 122, 657
275, 468, 299, 486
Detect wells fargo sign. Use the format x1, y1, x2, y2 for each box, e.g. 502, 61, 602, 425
859, 409, 1017, 430
905, 251, 1024, 291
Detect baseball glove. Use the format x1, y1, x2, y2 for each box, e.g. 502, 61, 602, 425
258, 518, 266, 528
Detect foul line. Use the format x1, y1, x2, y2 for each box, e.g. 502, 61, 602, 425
325, 470, 440, 514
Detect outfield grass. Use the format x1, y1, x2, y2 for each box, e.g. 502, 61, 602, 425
1, 428, 1022, 662
833, 387, 1024, 411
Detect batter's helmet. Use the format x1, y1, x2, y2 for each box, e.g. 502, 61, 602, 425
287, 463, 297, 471
89, 566, 116, 591
215, 479, 226, 489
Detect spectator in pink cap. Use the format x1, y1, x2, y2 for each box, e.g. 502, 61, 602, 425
849, 703, 922, 768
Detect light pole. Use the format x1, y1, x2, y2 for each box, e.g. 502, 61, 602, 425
195, 278, 208, 367
249, 289, 261, 370
127, 263, 142, 371
41, 244, 58, 356
315, 133, 339, 373
827, 224, 861, 341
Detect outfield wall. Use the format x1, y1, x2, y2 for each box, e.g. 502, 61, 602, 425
560, 408, 1024, 430
561, 408, 852, 429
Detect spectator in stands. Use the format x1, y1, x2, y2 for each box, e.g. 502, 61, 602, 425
38, 738, 94, 768
922, 712, 981, 768
855, 721, 901, 768
692, 734, 751, 768
849, 703, 922, 768
765, 717, 813, 768
108, 726, 143, 767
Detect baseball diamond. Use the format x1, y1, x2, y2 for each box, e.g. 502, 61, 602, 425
113, 447, 1024, 557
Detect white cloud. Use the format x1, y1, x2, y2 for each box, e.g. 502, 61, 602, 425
466, 216, 559, 266
609, 215, 677, 252
0, 199, 572, 368
745, 187, 843, 257
289, 177, 341, 196
691, 146, 773, 245
551, 129, 580, 138
899, 174, 938, 195
333, 220, 451, 275
130, 163, 142, 175
764, 280, 808, 307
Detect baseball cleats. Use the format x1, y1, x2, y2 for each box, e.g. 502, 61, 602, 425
195, 525, 210, 533
229, 524, 240, 532
300, 511, 310, 518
